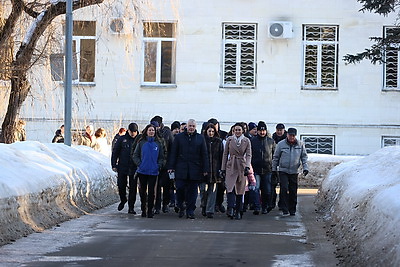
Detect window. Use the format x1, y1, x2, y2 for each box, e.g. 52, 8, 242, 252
302, 25, 338, 90
383, 27, 400, 90
382, 136, 400, 147
50, 21, 96, 83
221, 23, 257, 88
142, 22, 176, 85
301, 135, 335, 154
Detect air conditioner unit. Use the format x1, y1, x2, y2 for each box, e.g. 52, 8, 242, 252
268, 21, 293, 39
109, 18, 132, 35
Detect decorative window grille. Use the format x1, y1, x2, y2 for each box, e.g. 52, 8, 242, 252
382, 136, 400, 147
142, 22, 176, 85
383, 27, 400, 90
301, 135, 335, 154
50, 21, 96, 83
222, 23, 257, 88
302, 25, 338, 90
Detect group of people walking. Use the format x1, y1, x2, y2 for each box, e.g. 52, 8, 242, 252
111, 116, 309, 220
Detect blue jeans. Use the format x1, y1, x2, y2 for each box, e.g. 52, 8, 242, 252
175, 179, 198, 215
251, 173, 272, 210
199, 182, 217, 214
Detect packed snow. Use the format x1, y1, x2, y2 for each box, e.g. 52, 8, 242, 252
316, 146, 400, 266
0, 141, 118, 245
0, 141, 399, 265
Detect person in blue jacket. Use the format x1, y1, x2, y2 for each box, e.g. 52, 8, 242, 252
133, 124, 166, 218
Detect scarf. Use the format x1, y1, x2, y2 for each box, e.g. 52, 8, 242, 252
233, 134, 244, 147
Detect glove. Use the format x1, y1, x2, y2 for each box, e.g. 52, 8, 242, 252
112, 167, 118, 173
303, 170, 309, 176
219, 170, 226, 179
248, 184, 256, 191
244, 167, 250, 176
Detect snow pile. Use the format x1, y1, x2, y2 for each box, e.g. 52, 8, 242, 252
0, 141, 118, 246
299, 154, 360, 188
316, 146, 400, 266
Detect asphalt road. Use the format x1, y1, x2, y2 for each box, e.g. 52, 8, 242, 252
1, 190, 338, 267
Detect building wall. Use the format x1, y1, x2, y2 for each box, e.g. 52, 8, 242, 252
19, 0, 400, 155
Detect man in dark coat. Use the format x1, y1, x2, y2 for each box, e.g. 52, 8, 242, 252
111, 123, 139, 214
168, 119, 209, 219
52, 125, 64, 143
250, 121, 276, 214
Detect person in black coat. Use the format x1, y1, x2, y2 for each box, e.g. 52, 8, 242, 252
250, 121, 276, 214
52, 125, 64, 143
111, 123, 139, 214
168, 119, 209, 219
199, 123, 224, 218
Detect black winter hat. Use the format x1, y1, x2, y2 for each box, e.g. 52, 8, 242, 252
171, 121, 181, 131
276, 123, 285, 129
128, 123, 138, 133
257, 121, 267, 131
287, 128, 297, 135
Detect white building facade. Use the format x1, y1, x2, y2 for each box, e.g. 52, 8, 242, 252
13, 0, 400, 155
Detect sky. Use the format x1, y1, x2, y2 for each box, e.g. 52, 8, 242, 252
0, 141, 399, 264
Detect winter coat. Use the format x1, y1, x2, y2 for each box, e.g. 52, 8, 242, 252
111, 133, 121, 151
133, 137, 166, 176
272, 131, 287, 144
272, 138, 309, 174
221, 135, 252, 195
52, 129, 64, 143
111, 132, 138, 175
78, 133, 95, 148
251, 135, 275, 175
168, 130, 209, 181
204, 135, 224, 183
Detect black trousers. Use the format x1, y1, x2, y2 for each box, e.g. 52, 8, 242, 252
117, 172, 138, 210
215, 182, 225, 207
278, 172, 298, 214
155, 170, 170, 210
138, 173, 157, 214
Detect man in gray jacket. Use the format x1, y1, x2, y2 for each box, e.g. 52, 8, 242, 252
272, 128, 309, 216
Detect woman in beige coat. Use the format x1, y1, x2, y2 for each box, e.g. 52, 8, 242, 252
221, 123, 252, 220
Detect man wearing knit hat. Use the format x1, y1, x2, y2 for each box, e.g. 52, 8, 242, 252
248, 122, 258, 138
272, 127, 309, 216
111, 122, 140, 214
250, 121, 276, 214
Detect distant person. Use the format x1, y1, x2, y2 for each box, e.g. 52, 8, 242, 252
179, 122, 187, 133
248, 122, 257, 138
93, 128, 109, 156
208, 118, 227, 140
15, 119, 26, 142
111, 123, 139, 214
133, 124, 166, 218
272, 123, 287, 144
112, 128, 126, 150
272, 128, 309, 216
52, 125, 65, 143
170, 121, 181, 136
78, 125, 95, 147
221, 122, 252, 220
168, 119, 209, 219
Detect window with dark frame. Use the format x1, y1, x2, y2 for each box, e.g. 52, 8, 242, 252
301, 135, 335, 154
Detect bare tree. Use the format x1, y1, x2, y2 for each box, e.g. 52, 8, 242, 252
0, 0, 104, 143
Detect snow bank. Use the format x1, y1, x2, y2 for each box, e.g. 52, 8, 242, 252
299, 154, 360, 188
316, 146, 400, 266
0, 141, 118, 246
